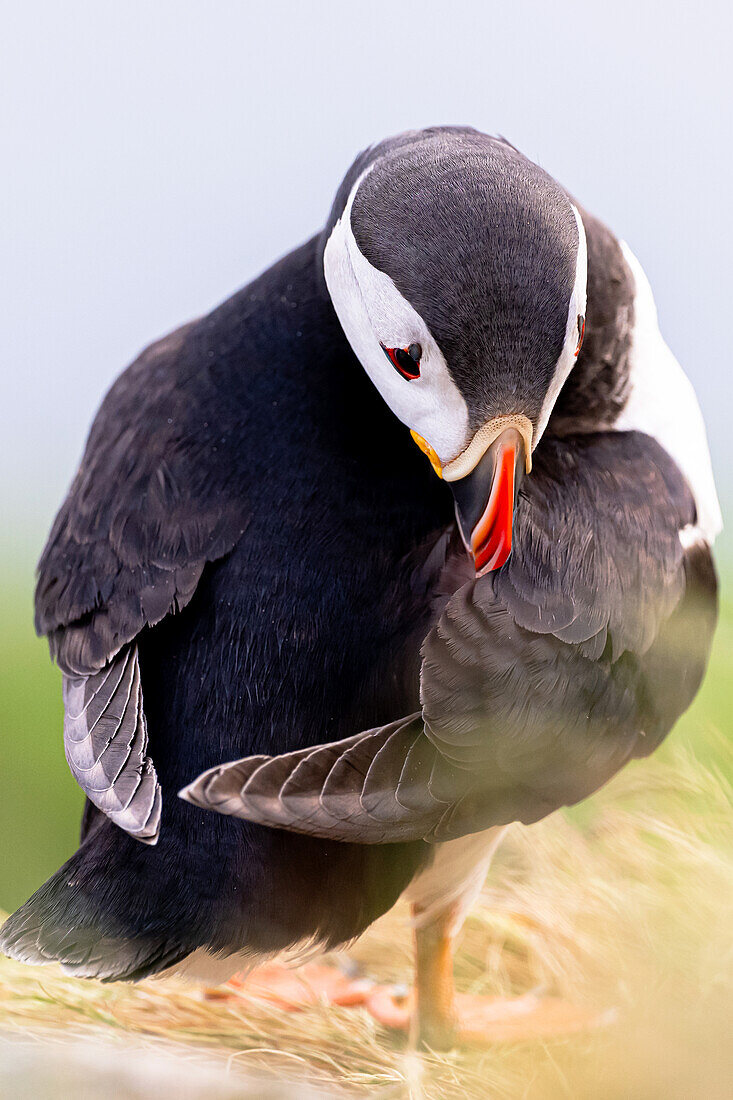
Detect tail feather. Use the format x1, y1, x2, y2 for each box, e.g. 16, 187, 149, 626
0, 826, 191, 982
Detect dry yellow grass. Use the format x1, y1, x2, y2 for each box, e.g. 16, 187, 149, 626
1, 737, 732, 1099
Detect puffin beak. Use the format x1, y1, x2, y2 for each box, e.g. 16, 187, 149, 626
448, 427, 527, 575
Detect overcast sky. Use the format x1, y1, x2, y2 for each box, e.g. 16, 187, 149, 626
2, 0, 731, 561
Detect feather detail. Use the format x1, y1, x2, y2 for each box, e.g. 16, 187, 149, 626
179, 432, 716, 847
63, 647, 161, 843
180, 715, 450, 843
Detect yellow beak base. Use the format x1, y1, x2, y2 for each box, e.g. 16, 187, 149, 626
410, 430, 443, 478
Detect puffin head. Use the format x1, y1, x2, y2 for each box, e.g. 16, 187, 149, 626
323, 128, 587, 574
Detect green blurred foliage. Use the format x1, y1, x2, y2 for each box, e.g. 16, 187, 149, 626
0, 564, 82, 912
1, 558, 731, 913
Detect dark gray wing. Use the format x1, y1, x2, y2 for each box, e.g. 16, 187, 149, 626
180, 715, 458, 843
180, 431, 717, 843
37, 324, 250, 842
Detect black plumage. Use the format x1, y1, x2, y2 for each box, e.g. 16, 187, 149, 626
4, 238, 448, 977
184, 432, 716, 842
0, 127, 718, 989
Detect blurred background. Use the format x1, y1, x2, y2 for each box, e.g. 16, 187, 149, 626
1, 0, 731, 910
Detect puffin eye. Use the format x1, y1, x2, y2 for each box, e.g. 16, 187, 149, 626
381, 342, 422, 380
575, 315, 585, 358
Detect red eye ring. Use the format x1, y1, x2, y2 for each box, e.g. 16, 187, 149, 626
381, 342, 422, 380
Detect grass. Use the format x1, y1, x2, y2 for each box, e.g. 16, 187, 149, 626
1, 560, 732, 1097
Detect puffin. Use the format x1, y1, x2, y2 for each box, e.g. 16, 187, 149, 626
1, 127, 720, 1048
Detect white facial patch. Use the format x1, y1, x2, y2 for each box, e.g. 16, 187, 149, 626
534, 203, 588, 446
323, 172, 471, 466
613, 242, 722, 544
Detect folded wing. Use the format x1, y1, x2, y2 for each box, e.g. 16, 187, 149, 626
180, 431, 717, 844
36, 324, 250, 842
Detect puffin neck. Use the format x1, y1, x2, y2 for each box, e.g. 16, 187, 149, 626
546, 204, 635, 438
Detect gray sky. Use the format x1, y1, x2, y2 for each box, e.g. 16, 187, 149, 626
2, 0, 731, 560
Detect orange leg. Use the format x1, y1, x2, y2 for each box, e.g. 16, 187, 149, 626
366, 902, 459, 1048
411, 902, 459, 1047
366, 901, 606, 1048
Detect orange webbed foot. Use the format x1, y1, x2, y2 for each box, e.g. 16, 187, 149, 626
366, 985, 610, 1047
206, 961, 373, 1011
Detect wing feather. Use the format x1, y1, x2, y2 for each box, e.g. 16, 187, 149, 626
63, 647, 161, 842
179, 432, 717, 846
36, 323, 250, 840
